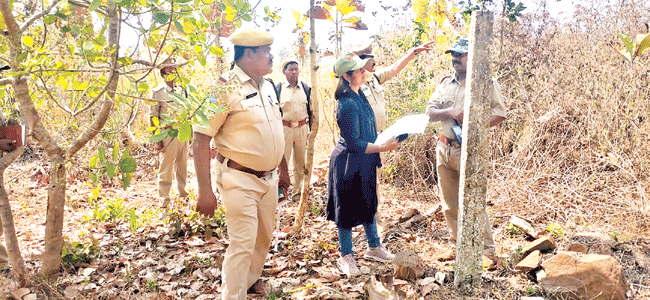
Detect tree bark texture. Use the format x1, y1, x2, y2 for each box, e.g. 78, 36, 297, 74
0, 148, 28, 283
292, 0, 320, 236
454, 10, 494, 291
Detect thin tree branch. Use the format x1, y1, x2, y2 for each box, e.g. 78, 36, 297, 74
34, 71, 74, 114
19, 0, 62, 33
67, 0, 108, 16
0, 77, 15, 86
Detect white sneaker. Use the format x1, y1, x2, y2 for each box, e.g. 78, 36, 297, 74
364, 244, 395, 263
337, 254, 360, 276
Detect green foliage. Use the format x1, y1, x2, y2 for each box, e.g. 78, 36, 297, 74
546, 223, 564, 239
61, 235, 101, 267
457, 0, 526, 23
148, 84, 226, 143
88, 142, 137, 190
146, 279, 158, 291
310, 206, 323, 215
525, 285, 537, 295
609, 231, 630, 242
87, 197, 130, 223
615, 32, 650, 63
166, 206, 227, 238
506, 223, 522, 235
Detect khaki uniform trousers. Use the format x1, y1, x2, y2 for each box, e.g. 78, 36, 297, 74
436, 141, 495, 255
215, 158, 278, 300
157, 137, 189, 199
283, 124, 308, 200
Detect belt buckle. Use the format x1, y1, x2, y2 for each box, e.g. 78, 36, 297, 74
291, 121, 299, 128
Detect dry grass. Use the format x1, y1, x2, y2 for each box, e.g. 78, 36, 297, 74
372, 0, 650, 242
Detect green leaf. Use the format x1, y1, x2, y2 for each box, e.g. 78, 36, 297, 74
151, 132, 167, 142
122, 146, 131, 158
107, 164, 116, 177
617, 33, 634, 57
98, 146, 106, 165
119, 157, 137, 173
112, 141, 119, 161
89, 154, 98, 168
121, 173, 133, 190
88, 0, 101, 11
16, 52, 28, 62
178, 122, 192, 142
138, 82, 149, 93
83, 41, 95, 51
152, 10, 170, 24
44, 15, 57, 25
89, 173, 98, 186
209, 46, 225, 56
174, 20, 186, 34
129, 208, 137, 231
636, 33, 650, 56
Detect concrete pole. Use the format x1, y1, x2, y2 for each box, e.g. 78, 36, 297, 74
453, 10, 494, 292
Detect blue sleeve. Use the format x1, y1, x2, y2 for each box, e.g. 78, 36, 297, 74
337, 98, 369, 153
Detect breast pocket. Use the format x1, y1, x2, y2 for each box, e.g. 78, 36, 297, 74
240, 99, 266, 124
440, 96, 456, 108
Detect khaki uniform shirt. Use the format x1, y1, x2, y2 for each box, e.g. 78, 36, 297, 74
193, 65, 284, 172
360, 68, 393, 131
426, 73, 507, 139
150, 83, 182, 120
279, 81, 309, 122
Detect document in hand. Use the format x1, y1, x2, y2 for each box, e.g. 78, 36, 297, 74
0, 124, 26, 146
375, 114, 429, 145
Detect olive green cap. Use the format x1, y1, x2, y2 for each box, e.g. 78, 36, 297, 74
333, 53, 370, 77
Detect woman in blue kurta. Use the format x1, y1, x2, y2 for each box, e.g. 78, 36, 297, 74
327, 54, 399, 276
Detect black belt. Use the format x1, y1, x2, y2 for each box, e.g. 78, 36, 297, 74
216, 153, 274, 178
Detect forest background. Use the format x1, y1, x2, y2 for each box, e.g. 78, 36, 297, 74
0, 0, 649, 298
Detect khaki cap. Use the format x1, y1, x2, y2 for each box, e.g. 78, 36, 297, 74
229, 27, 274, 47
349, 41, 373, 57
281, 58, 299, 71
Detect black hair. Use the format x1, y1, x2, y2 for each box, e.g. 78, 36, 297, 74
334, 70, 356, 100
232, 45, 259, 69
283, 61, 298, 72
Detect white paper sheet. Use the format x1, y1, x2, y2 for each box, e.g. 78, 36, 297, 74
375, 114, 429, 145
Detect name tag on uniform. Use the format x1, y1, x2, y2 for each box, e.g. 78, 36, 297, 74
245, 92, 258, 99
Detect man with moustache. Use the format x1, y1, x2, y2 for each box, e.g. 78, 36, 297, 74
192, 27, 290, 299
275, 58, 312, 202
425, 38, 506, 264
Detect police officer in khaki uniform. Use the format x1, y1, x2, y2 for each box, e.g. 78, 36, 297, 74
193, 28, 290, 299
277, 58, 311, 202
425, 38, 506, 260
150, 58, 189, 208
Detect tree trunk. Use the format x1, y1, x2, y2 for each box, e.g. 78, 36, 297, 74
453, 10, 494, 292
40, 0, 120, 276
292, 0, 320, 236
40, 156, 66, 275
0, 148, 28, 283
